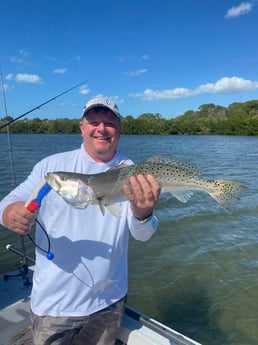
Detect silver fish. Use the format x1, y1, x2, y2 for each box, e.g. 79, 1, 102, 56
44, 156, 246, 216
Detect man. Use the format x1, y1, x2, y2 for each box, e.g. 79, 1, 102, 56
0, 97, 160, 345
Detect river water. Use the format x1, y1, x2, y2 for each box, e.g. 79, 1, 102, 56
0, 134, 258, 345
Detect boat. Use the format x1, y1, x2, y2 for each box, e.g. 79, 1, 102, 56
0, 244, 201, 345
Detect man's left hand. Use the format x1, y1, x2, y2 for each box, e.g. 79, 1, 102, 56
123, 174, 161, 220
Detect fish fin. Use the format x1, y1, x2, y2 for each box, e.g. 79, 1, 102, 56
107, 160, 132, 172
161, 187, 194, 203
170, 190, 194, 203
105, 203, 122, 217
146, 155, 202, 176
98, 201, 106, 215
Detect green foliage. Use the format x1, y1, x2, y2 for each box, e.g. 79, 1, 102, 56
1, 99, 258, 136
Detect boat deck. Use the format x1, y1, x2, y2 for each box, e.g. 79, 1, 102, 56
0, 265, 201, 345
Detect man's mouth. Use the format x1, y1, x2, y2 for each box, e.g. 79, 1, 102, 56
94, 136, 111, 142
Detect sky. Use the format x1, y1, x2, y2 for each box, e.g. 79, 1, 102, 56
1, 0, 258, 120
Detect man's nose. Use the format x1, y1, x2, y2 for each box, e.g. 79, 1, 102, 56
97, 122, 106, 130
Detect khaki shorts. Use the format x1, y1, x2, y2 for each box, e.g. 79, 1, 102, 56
30, 297, 126, 345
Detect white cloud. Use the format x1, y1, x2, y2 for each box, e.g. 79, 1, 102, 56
79, 85, 90, 95
5, 73, 42, 84
0, 83, 10, 93
225, 2, 253, 18
131, 87, 192, 100
9, 50, 30, 63
130, 76, 258, 101
91, 94, 124, 105
10, 56, 23, 63
197, 77, 258, 93
53, 68, 67, 74
16, 73, 42, 84
111, 95, 124, 105
124, 69, 148, 77
5, 73, 13, 80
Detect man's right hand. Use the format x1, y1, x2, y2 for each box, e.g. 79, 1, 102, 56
2, 201, 36, 234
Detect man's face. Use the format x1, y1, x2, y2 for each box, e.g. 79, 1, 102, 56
80, 108, 121, 162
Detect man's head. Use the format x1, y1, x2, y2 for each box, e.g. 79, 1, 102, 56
80, 97, 121, 162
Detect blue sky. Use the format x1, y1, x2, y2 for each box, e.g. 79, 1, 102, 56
1, 0, 258, 120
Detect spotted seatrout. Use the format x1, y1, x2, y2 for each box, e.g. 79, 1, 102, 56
44, 156, 246, 216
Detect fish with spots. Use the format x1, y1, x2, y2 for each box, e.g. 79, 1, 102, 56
43, 156, 246, 216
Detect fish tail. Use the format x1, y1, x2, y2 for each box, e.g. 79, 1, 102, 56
207, 179, 246, 211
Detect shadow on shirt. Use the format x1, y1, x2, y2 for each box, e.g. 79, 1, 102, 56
36, 234, 124, 295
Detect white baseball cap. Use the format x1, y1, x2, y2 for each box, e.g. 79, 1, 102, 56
82, 97, 121, 118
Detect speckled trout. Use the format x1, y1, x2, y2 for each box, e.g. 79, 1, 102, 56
41, 156, 246, 216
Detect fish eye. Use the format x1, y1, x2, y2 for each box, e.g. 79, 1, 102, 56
60, 175, 67, 181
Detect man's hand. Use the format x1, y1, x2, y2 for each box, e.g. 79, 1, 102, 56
123, 174, 161, 220
2, 201, 36, 234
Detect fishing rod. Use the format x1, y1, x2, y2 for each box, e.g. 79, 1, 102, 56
0, 66, 17, 185
0, 78, 88, 130
0, 64, 30, 280
4, 244, 35, 286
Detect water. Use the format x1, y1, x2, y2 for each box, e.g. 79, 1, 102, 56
1, 134, 258, 345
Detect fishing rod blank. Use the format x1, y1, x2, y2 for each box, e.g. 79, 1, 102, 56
0, 79, 88, 130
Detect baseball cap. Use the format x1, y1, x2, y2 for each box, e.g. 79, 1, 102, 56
82, 97, 121, 118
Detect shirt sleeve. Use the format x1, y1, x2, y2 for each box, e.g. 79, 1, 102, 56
0, 162, 43, 226
127, 207, 159, 241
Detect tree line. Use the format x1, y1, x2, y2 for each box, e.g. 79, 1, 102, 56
1, 100, 258, 136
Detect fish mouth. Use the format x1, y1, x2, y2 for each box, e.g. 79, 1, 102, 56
46, 173, 61, 191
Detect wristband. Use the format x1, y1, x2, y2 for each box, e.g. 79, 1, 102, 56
135, 213, 153, 223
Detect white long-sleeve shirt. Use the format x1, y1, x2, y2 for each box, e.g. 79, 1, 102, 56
0, 144, 158, 317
